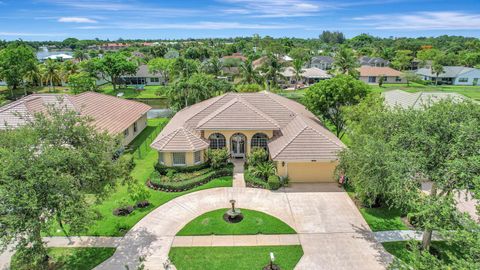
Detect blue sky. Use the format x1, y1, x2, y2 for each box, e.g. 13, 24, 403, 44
1, 0, 480, 40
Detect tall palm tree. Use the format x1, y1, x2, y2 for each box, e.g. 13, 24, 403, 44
60, 60, 78, 86
432, 62, 444, 86
332, 46, 359, 77
292, 58, 304, 90
260, 53, 285, 91
202, 56, 222, 76
23, 65, 41, 95
239, 59, 261, 84
73, 50, 88, 61
43, 59, 60, 92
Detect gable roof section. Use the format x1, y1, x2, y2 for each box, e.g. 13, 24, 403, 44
358, 66, 402, 77
268, 115, 344, 161
150, 127, 209, 152
196, 97, 280, 130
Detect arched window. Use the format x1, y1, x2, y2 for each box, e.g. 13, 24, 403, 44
251, 133, 268, 151
209, 133, 226, 149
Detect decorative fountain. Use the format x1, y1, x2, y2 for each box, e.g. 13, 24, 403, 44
263, 252, 280, 270
223, 199, 244, 223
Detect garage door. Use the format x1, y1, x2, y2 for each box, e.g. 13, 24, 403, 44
287, 162, 337, 182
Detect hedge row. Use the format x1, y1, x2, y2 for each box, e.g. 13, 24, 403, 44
154, 162, 211, 175
244, 170, 281, 190
147, 165, 233, 192
150, 168, 213, 184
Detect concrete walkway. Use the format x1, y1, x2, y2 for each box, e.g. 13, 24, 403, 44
374, 230, 442, 243
231, 159, 246, 188
172, 234, 300, 247
94, 184, 392, 270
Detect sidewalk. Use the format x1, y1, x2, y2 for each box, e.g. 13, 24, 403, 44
374, 230, 442, 243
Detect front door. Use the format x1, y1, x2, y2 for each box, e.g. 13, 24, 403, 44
231, 133, 246, 158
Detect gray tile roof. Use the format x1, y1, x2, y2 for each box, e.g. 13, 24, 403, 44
311, 56, 334, 64
416, 66, 479, 78
150, 91, 345, 161
383, 90, 468, 109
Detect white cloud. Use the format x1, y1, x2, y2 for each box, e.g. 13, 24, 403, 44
352, 11, 480, 30
77, 21, 303, 30
58, 17, 97, 23
218, 0, 327, 17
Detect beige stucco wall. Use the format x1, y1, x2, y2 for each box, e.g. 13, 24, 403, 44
122, 113, 148, 145
159, 149, 206, 167
203, 130, 274, 156
277, 161, 338, 182
359, 76, 406, 84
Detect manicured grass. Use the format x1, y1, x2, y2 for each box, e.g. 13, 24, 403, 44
11, 247, 115, 270
50, 119, 233, 237
176, 208, 296, 236
360, 207, 409, 231
169, 246, 304, 270
382, 241, 457, 267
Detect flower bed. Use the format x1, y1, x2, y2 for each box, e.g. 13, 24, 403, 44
147, 164, 233, 192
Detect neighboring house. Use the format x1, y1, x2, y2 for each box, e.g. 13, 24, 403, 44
358, 66, 405, 84
221, 53, 247, 62
383, 90, 467, 109
280, 67, 331, 88
416, 66, 480, 85
150, 91, 345, 183
0, 92, 151, 145
252, 56, 268, 69
101, 43, 130, 51
119, 64, 165, 86
42, 53, 73, 62
0, 80, 6, 86
308, 56, 334, 70
359, 56, 390, 67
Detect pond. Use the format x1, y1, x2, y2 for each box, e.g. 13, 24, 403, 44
130, 98, 173, 119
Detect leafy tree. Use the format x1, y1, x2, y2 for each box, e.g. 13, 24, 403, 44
289, 47, 311, 63
416, 48, 441, 67
461, 52, 480, 67
303, 75, 369, 138
0, 102, 132, 269
68, 72, 96, 94
164, 49, 179, 59
0, 42, 37, 95
319, 31, 346, 44
392, 50, 413, 71
149, 44, 168, 58
235, 83, 262, 93
339, 98, 480, 252
402, 71, 420, 86
23, 64, 41, 94
148, 58, 174, 84
92, 52, 138, 90
170, 57, 199, 79
239, 59, 262, 84
73, 50, 88, 61
332, 46, 359, 77
202, 56, 223, 76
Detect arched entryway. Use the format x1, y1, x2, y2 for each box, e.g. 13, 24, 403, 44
230, 133, 246, 158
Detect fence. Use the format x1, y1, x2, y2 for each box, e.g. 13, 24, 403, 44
127, 120, 168, 159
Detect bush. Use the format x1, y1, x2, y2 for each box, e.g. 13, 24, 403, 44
207, 148, 229, 169
244, 169, 269, 189
235, 83, 263, 93
148, 164, 233, 192
268, 175, 281, 190
249, 161, 276, 181
247, 148, 268, 167
155, 161, 210, 175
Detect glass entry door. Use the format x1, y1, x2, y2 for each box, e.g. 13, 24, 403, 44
231, 133, 246, 158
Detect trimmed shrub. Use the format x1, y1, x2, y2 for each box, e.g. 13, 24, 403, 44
147, 164, 233, 192
155, 161, 210, 175
249, 161, 276, 181
244, 169, 269, 189
207, 148, 229, 169
268, 175, 281, 190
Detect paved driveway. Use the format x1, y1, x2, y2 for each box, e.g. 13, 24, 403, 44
95, 184, 391, 270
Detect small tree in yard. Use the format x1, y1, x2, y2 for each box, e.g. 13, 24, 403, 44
68, 72, 96, 94
402, 71, 420, 86
92, 52, 138, 91
303, 74, 369, 138
207, 148, 229, 169
339, 97, 480, 257
0, 102, 133, 269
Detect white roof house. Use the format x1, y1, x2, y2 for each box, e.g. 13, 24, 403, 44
43, 54, 73, 60
383, 90, 468, 109
416, 66, 480, 85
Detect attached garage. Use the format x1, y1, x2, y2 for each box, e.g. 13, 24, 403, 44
286, 162, 337, 182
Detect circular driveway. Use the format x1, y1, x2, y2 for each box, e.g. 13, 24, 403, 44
95, 185, 392, 270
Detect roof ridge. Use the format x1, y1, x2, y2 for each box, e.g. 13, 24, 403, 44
196, 97, 238, 128
153, 128, 180, 149
182, 128, 197, 150
236, 95, 280, 128
300, 116, 345, 148
262, 91, 297, 118
183, 93, 230, 123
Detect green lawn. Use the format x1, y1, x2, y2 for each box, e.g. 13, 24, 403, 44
176, 208, 296, 236
169, 246, 304, 270
382, 241, 458, 267
360, 207, 409, 231
11, 247, 115, 270
98, 84, 167, 99
50, 119, 232, 237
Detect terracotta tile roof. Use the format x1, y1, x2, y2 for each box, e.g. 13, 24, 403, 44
358, 66, 403, 77
196, 97, 280, 130
150, 127, 209, 152
150, 91, 345, 161
0, 92, 151, 135
268, 115, 345, 161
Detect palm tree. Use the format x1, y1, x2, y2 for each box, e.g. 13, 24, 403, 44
73, 50, 88, 61
292, 58, 304, 90
239, 59, 261, 84
23, 65, 41, 96
43, 59, 60, 92
332, 46, 359, 77
260, 53, 285, 91
202, 56, 222, 76
60, 61, 78, 86
432, 63, 444, 86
